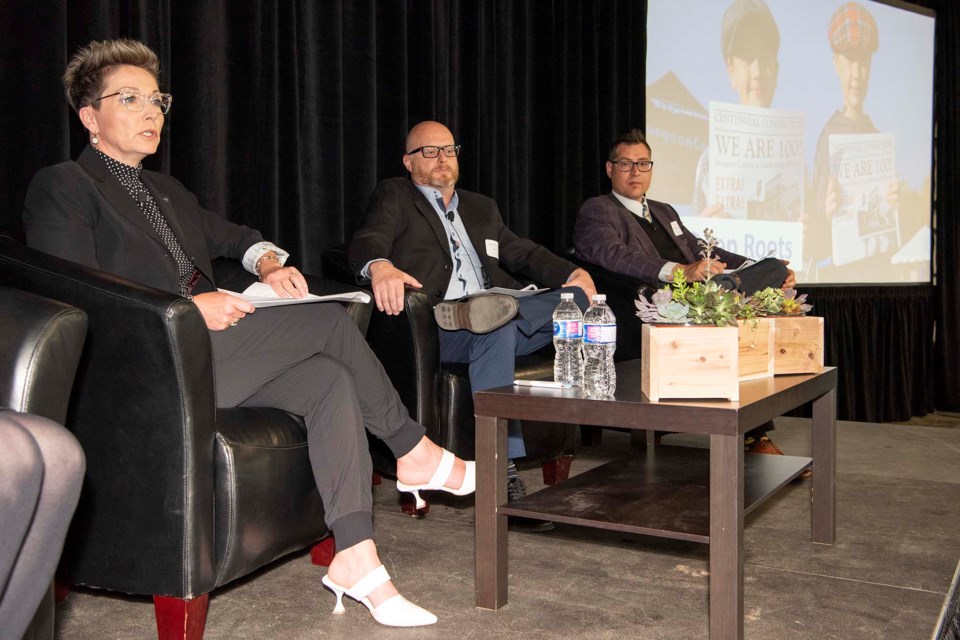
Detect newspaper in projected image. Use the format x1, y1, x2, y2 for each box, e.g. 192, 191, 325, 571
828, 133, 900, 267
704, 101, 805, 263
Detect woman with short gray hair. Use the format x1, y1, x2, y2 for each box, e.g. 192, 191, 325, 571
23, 38, 475, 628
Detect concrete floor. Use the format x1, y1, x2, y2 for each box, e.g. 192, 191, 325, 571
53, 417, 960, 639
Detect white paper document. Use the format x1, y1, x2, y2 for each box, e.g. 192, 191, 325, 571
707, 102, 805, 221
463, 284, 548, 299
219, 282, 371, 308
828, 132, 900, 266
695, 102, 806, 265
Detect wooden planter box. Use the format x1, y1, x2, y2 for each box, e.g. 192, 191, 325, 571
773, 316, 824, 374
738, 318, 775, 382
641, 324, 739, 402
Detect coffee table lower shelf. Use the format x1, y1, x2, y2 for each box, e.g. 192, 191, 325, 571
498, 445, 812, 543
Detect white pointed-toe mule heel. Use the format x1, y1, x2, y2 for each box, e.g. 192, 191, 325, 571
321, 564, 437, 627
396, 449, 476, 510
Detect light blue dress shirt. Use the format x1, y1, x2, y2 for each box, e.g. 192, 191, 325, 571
414, 184, 488, 299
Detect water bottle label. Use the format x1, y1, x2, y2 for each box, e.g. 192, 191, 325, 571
553, 319, 583, 339
583, 323, 616, 344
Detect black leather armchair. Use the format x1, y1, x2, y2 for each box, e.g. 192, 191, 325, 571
0, 287, 88, 421
0, 237, 370, 640
565, 251, 657, 363
0, 286, 88, 640
322, 248, 577, 515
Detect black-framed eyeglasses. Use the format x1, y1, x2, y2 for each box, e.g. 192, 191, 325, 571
612, 159, 654, 173
95, 87, 173, 114
406, 144, 461, 158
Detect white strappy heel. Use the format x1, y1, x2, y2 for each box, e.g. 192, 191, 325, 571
321, 564, 437, 627
396, 449, 476, 510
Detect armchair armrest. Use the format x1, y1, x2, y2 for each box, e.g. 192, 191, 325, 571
0, 286, 88, 424
569, 255, 656, 299
568, 253, 656, 362
321, 246, 438, 426
366, 289, 441, 430
0, 237, 219, 595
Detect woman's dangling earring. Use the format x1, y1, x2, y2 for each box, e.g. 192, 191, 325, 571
91, 133, 100, 145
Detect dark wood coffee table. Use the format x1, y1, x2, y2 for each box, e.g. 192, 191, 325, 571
474, 361, 837, 640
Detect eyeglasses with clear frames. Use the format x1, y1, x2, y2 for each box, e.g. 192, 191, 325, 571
406, 144, 461, 158
95, 87, 173, 114
612, 159, 654, 173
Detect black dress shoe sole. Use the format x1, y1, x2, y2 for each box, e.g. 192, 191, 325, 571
434, 295, 519, 333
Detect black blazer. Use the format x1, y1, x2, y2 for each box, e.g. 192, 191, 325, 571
348, 177, 576, 302
22, 146, 263, 294
574, 192, 747, 283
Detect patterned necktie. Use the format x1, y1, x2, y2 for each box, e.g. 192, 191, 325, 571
446, 210, 469, 291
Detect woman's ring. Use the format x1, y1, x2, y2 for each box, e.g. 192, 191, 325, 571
230, 320, 238, 327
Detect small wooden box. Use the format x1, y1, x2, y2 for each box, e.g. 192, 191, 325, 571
641, 324, 739, 402
738, 318, 775, 382
773, 316, 824, 375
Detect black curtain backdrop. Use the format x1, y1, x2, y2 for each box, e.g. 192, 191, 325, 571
0, 0, 956, 422
926, 0, 960, 413
0, 0, 645, 260
794, 285, 935, 422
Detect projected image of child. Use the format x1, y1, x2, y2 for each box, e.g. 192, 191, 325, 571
691, 0, 781, 219
809, 2, 900, 272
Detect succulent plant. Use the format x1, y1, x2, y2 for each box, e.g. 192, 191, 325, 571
749, 287, 784, 315
635, 228, 812, 326
697, 227, 720, 279
635, 285, 691, 323
636, 267, 744, 327
744, 287, 812, 316
781, 288, 813, 315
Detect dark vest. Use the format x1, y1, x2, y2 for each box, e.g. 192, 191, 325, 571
630, 212, 684, 263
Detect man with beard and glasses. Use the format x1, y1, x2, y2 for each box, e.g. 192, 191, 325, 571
349, 120, 595, 505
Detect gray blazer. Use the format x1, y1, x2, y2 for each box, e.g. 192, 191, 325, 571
574, 193, 747, 283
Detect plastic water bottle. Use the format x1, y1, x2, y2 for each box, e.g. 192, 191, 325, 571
582, 294, 616, 397
553, 293, 583, 386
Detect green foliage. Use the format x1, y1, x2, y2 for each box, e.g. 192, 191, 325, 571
744, 287, 813, 317
749, 287, 784, 315
670, 267, 689, 303
655, 267, 742, 327
639, 264, 811, 326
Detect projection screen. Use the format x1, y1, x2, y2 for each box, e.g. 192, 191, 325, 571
645, 0, 935, 284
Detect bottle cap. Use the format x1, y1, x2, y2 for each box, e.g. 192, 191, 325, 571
560, 293, 574, 300
591, 294, 606, 302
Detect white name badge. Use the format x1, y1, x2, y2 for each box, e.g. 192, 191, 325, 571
670, 221, 683, 237
485, 239, 499, 259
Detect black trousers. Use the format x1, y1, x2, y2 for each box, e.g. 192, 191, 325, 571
210, 302, 425, 552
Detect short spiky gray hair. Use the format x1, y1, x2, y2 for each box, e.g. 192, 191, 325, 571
63, 39, 160, 112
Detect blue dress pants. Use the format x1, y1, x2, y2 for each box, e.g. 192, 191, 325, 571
438, 287, 589, 459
